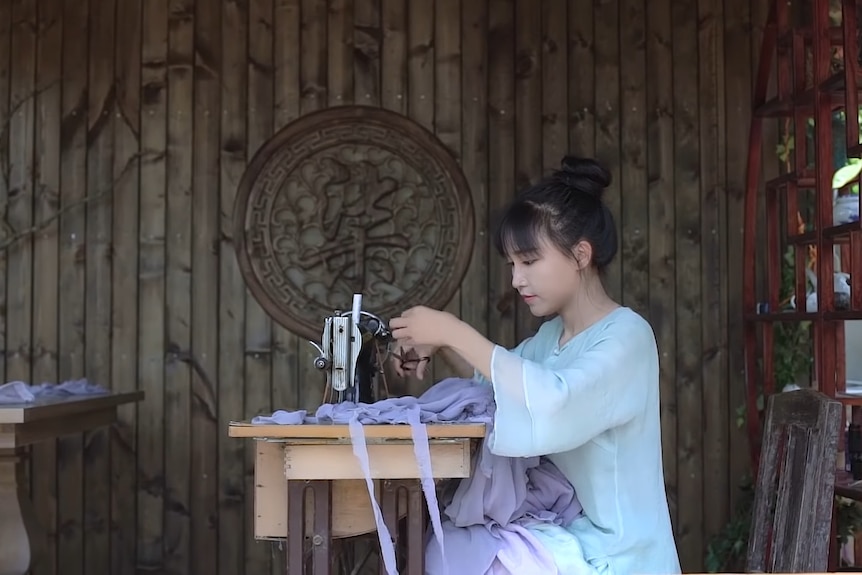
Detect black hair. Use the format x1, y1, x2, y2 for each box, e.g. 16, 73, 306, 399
493, 155, 618, 271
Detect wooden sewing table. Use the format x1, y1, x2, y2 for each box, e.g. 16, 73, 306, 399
229, 421, 486, 574
0, 391, 143, 575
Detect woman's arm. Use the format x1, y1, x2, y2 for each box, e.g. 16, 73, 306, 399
486, 324, 655, 457
437, 347, 476, 379
389, 306, 530, 382
445, 321, 497, 380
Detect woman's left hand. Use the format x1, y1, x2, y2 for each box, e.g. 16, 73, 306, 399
389, 306, 458, 348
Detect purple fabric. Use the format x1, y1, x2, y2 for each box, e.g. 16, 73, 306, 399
251, 376, 495, 426
426, 431, 582, 575
253, 377, 495, 575
252, 377, 583, 574
0, 379, 107, 404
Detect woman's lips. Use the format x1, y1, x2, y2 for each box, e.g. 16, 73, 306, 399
522, 294, 536, 303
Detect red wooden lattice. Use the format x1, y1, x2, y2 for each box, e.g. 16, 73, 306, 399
744, 0, 862, 567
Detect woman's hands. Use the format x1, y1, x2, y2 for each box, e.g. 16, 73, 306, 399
389, 305, 496, 382
391, 343, 436, 380
388, 306, 458, 380
389, 306, 459, 348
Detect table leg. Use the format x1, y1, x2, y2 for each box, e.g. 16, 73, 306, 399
0, 448, 36, 575
379, 480, 425, 575
286, 479, 332, 575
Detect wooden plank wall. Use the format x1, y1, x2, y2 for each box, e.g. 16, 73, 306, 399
0, 0, 767, 572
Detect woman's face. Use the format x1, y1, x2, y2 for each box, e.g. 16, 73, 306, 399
507, 236, 587, 317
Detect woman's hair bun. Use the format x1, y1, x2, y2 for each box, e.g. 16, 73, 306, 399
556, 155, 611, 199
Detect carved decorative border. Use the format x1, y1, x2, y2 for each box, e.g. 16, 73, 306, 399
233, 105, 475, 341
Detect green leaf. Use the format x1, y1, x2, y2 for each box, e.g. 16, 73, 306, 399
833, 162, 862, 189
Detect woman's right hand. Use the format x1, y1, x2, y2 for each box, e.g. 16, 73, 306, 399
391, 343, 437, 380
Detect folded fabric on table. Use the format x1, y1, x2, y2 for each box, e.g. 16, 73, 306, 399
0, 379, 107, 404
251, 376, 495, 426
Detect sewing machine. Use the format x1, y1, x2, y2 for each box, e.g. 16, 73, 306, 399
308, 293, 392, 404
232, 293, 485, 574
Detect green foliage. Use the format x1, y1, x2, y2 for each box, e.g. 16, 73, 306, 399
705, 478, 756, 573
837, 496, 862, 545
736, 247, 813, 432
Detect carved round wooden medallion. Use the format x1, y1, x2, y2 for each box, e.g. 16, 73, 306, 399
233, 106, 475, 341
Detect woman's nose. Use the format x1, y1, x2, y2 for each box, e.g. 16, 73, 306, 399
511, 269, 526, 289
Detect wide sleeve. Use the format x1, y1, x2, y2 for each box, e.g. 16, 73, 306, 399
472, 337, 532, 386
488, 322, 655, 457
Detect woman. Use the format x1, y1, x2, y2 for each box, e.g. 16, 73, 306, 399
389, 156, 681, 575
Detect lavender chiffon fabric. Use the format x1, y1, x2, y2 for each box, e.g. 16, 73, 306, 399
252, 376, 495, 427
252, 377, 583, 574
427, 422, 583, 574
0, 379, 107, 404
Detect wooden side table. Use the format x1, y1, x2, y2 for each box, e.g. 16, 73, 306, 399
0, 391, 144, 575
229, 421, 485, 574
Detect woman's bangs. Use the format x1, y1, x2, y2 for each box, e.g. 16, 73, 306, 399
494, 204, 545, 257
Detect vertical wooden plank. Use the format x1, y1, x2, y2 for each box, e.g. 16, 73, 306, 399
165, 0, 194, 572
407, 0, 433, 131
6, 1, 36, 388
190, 0, 221, 573
646, 0, 678, 536
57, 0, 88, 571
568, 0, 594, 157
84, 0, 116, 570
673, 0, 704, 568
274, 0, 301, 129
271, 1, 299, 571
698, 0, 729, 547
513, 0, 540, 342
379, 0, 405, 394
31, 1, 62, 572
219, 0, 248, 571
7, 0, 37, 565
138, 0, 168, 567
302, 0, 327, 112
724, 0, 753, 512
110, 0, 142, 571
461, 0, 488, 348
434, 0, 462, 381
541, 0, 567, 173
403, 0, 434, 393
0, 0, 9, 398
245, 0, 273, 569
381, 0, 405, 113
294, 0, 326, 412
354, 0, 380, 106
271, 0, 300, 416
487, 0, 515, 350
594, 0, 621, 302
619, 0, 649, 316
329, 0, 354, 106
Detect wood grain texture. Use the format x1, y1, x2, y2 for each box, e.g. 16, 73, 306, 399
746, 389, 841, 572
0, 0, 759, 571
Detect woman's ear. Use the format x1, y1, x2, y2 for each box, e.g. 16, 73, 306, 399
572, 241, 593, 270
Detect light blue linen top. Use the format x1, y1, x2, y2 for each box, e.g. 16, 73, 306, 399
476, 306, 681, 575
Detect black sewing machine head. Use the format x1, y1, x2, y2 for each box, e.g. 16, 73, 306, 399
308, 294, 393, 404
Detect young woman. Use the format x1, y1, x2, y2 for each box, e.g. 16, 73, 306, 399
389, 156, 681, 575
